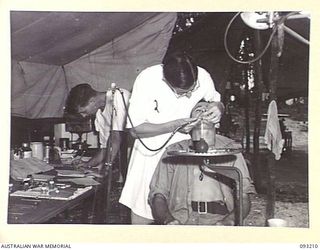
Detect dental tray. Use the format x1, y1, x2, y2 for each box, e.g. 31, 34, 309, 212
167, 148, 242, 157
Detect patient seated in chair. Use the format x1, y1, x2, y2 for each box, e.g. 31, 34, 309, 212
148, 102, 256, 225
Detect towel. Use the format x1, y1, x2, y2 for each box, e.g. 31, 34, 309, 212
264, 100, 285, 160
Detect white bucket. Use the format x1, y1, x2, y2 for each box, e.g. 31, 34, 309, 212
267, 218, 288, 227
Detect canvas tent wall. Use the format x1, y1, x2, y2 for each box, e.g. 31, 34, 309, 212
11, 12, 177, 119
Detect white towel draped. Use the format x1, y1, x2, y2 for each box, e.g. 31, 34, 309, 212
264, 100, 285, 160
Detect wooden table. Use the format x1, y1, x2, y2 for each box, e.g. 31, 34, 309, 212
7, 166, 109, 224
8, 187, 94, 224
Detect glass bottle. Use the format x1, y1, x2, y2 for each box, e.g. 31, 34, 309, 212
191, 119, 216, 152
191, 119, 216, 147
43, 143, 51, 163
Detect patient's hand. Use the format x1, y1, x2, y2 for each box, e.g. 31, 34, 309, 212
215, 216, 235, 226
166, 219, 181, 225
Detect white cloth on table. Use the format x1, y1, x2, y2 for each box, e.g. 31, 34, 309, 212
94, 88, 130, 148
264, 100, 284, 160
119, 64, 221, 219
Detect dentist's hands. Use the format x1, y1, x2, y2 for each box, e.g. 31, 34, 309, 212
200, 102, 224, 124
176, 117, 201, 134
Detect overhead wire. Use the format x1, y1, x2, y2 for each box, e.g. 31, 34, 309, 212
223, 12, 277, 65
223, 12, 302, 65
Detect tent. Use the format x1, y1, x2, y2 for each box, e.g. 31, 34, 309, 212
10, 11, 309, 146
11, 11, 309, 120
11, 11, 177, 119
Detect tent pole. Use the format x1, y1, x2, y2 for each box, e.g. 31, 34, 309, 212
252, 30, 263, 192
244, 78, 250, 154
265, 26, 281, 224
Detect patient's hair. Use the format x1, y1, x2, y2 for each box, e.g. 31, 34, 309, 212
162, 51, 198, 90
64, 83, 96, 115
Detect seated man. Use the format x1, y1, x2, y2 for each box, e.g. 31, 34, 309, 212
148, 102, 256, 225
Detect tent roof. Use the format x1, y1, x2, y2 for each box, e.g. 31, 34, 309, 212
11, 11, 159, 65
10, 11, 310, 101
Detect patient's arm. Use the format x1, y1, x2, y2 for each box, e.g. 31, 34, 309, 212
151, 193, 179, 225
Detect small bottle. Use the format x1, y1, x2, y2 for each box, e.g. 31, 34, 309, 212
21, 142, 32, 159
48, 179, 55, 190
43, 144, 51, 163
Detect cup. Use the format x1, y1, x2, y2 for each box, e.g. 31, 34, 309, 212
267, 218, 288, 227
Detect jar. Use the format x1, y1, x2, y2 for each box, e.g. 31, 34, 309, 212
191, 120, 216, 147
190, 102, 217, 149
21, 142, 32, 159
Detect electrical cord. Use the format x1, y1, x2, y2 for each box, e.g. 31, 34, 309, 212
117, 88, 189, 152
223, 12, 299, 65
223, 12, 277, 65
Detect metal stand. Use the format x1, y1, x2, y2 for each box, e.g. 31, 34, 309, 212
91, 86, 116, 223
104, 87, 116, 223
202, 160, 243, 226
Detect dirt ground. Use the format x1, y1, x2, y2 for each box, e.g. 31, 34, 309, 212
244, 148, 308, 228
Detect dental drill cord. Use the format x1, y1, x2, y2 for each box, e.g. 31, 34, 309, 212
117, 88, 188, 152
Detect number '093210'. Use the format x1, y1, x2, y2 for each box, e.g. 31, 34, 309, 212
300, 244, 318, 248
